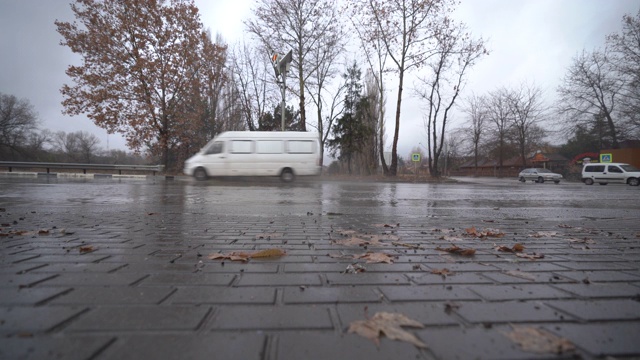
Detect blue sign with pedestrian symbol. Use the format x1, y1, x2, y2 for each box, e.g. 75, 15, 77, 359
412, 153, 420, 162
600, 153, 612, 163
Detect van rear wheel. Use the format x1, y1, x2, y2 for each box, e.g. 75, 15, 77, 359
280, 168, 294, 182
537, 177, 544, 184
584, 178, 594, 185
194, 167, 208, 181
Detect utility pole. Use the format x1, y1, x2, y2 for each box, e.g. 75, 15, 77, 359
271, 50, 293, 131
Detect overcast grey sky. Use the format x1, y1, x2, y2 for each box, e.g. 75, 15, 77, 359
1, 0, 638, 156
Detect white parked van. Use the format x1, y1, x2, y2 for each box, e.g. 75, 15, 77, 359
183, 131, 321, 182
581, 162, 640, 186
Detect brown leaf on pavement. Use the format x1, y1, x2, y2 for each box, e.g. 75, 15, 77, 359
79, 246, 94, 253
254, 232, 283, 240
435, 245, 476, 257
504, 270, 536, 281
355, 252, 395, 264
391, 241, 423, 249
515, 252, 545, 260
529, 231, 558, 238
566, 237, 595, 244
465, 226, 505, 238
430, 268, 453, 277
495, 243, 525, 252
348, 312, 427, 348
503, 326, 575, 354
208, 248, 285, 262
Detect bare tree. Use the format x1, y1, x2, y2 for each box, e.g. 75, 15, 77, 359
484, 88, 512, 174
415, 22, 487, 177
245, 0, 342, 131
506, 83, 547, 167
350, 11, 390, 174
348, 0, 457, 176
607, 10, 640, 137
0, 93, 39, 158
52, 131, 101, 163
462, 93, 488, 175
229, 41, 277, 131
556, 49, 624, 148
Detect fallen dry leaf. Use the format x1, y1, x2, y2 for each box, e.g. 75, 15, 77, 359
503, 326, 575, 354
348, 312, 427, 348
515, 252, 545, 260
79, 246, 94, 253
391, 241, 423, 249
529, 231, 558, 238
557, 224, 573, 229
435, 245, 476, 257
566, 237, 595, 244
355, 252, 395, 264
504, 270, 536, 281
465, 226, 505, 238
495, 243, 525, 253
430, 268, 453, 277
373, 223, 398, 228
38, 229, 50, 235
439, 235, 464, 241
208, 248, 285, 262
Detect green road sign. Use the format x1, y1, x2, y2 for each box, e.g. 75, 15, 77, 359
412, 153, 421, 162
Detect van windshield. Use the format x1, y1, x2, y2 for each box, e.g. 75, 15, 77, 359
621, 164, 639, 172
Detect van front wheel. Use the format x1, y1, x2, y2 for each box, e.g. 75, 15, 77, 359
280, 168, 294, 182
194, 167, 208, 181
628, 178, 640, 186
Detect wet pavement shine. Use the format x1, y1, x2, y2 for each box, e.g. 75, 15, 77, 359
0, 175, 639, 359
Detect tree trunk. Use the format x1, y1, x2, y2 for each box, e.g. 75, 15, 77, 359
390, 70, 404, 176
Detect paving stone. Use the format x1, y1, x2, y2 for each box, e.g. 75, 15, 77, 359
0, 273, 57, 288
545, 299, 640, 321
169, 286, 276, 304
540, 322, 640, 357
98, 333, 264, 360
35, 273, 147, 286
325, 273, 409, 285
0, 287, 70, 305
480, 270, 575, 284
139, 273, 235, 286
235, 273, 322, 286
551, 270, 640, 283
408, 271, 494, 285
453, 300, 574, 324
67, 306, 211, 331
0, 306, 86, 335
0, 335, 114, 360
50, 287, 173, 305
19, 254, 111, 263
210, 305, 333, 330
466, 284, 575, 301
550, 283, 640, 298
276, 331, 423, 360
336, 302, 459, 328
283, 285, 381, 304
379, 285, 482, 302
28, 262, 124, 273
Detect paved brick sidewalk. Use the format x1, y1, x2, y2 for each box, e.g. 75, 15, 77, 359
1, 178, 639, 359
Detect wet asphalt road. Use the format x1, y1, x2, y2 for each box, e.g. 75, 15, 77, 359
1, 175, 639, 359
1, 176, 638, 221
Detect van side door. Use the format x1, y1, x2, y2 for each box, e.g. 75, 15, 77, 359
606, 165, 625, 183
202, 141, 228, 176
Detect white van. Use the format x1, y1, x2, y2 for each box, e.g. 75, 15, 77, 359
581, 162, 640, 186
183, 131, 321, 182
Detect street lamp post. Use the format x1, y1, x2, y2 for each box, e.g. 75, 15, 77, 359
272, 50, 293, 131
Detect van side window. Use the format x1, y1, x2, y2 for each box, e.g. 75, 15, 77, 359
287, 140, 314, 154
205, 142, 223, 155
256, 140, 284, 154
585, 165, 605, 172
231, 140, 253, 154
608, 166, 623, 173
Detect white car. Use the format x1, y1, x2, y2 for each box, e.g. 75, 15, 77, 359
581, 162, 640, 186
518, 168, 563, 184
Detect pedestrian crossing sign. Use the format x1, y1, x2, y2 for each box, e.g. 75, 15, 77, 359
412, 153, 420, 162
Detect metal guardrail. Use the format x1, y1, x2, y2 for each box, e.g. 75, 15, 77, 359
0, 161, 164, 176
